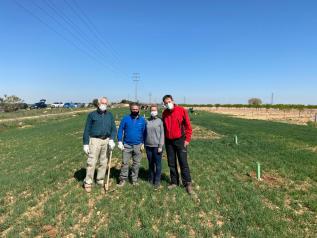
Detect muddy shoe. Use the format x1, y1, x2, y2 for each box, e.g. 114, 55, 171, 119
117, 180, 126, 187
83, 183, 92, 193
168, 184, 177, 190
185, 183, 193, 195
96, 180, 104, 186
153, 184, 161, 190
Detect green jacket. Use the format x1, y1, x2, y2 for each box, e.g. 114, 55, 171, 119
83, 109, 117, 145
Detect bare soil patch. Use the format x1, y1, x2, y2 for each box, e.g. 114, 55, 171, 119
262, 198, 280, 210
195, 107, 317, 125
42, 225, 58, 238
191, 124, 222, 140
246, 171, 289, 188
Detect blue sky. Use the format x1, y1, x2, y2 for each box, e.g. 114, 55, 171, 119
1, 0, 317, 104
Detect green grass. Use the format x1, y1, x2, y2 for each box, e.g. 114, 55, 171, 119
0, 107, 93, 120
0, 108, 95, 133
0, 109, 316, 237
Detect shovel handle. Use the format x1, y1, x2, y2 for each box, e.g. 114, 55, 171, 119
105, 151, 112, 191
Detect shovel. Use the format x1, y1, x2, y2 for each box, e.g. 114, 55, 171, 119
104, 150, 115, 193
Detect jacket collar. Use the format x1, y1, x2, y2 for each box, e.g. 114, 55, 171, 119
165, 104, 178, 113
97, 108, 107, 114
149, 116, 158, 120
130, 114, 140, 119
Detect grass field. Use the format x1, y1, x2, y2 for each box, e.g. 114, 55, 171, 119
0, 109, 316, 237
0, 108, 93, 120
0, 108, 93, 133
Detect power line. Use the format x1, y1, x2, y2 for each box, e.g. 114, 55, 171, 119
43, 0, 127, 78
14, 0, 128, 79
14, 0, 104, 69
71, 0, 124, 64
132, 73, 140, 102
44, 0, 107, 61
64, 0, 129, 78
31, 0, 122, 74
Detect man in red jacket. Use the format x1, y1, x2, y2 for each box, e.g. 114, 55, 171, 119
162, 94, 193, 194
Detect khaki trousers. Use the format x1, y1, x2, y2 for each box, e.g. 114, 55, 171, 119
84, 138, 109, 185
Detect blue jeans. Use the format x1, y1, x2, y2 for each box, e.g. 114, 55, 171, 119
145, 146, 162, 185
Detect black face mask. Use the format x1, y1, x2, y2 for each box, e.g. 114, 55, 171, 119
131, 111, 139, 117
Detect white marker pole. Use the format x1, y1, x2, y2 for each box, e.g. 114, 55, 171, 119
256, 162, 261, 181
234, 135, 238, 145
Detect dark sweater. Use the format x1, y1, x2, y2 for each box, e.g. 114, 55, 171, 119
83, 109, 117, 145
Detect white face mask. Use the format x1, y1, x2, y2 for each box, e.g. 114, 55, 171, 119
99, 104, 107, 111
166, 102, 174, 110
151, 111, 158, 117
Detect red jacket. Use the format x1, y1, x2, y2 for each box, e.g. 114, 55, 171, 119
162, 105, 192, 142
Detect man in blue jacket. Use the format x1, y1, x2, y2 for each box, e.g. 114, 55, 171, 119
117, 103, 146, 186
83, 97, 117, 192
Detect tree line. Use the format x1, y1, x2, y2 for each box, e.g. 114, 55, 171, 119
0, 95, 27, 112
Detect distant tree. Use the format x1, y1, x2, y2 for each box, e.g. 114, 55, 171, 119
0, 97, 3, 112
92, 99, 99, 107
1, 95, 24, 112
3, 95, 22, 104
120, 99, 134, 104
248, 98, 262, 106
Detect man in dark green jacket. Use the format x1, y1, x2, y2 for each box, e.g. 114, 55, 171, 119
82, 97, 117, 192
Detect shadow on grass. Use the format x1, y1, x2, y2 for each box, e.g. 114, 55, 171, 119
74, 168, 86, 182
138, 167, 170, 184
73, 166, 170, 184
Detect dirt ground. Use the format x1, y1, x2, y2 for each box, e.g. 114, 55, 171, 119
193, 107, 317, 125
191, 124, 222, 140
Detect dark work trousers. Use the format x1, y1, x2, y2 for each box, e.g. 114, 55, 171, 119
165, 137, 192, 186
145, 146, 162, 185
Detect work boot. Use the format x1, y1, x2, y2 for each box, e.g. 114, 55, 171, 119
83, 183, 92, 193
96, 180, 104, 186
168, 184, 177, 190
153, 183, 161, 190
117, 180, 126, 187
185, 182, 193, 195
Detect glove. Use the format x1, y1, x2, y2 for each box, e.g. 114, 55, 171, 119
140, 144, 145, 152
118, 141, 124, 151
184, 141, 190, 148
158, 147, 163, 153
108, 139, 115, 151
83, 145, 90, 155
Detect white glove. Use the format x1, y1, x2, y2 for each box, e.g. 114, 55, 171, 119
108, 139, 115, 151
83, 145, 90, 155
140, 144, 145, 152
158, 147, 163, 153
118, 141, 124, 151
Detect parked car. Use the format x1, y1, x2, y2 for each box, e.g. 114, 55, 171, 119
30, 100, 47, 109
51, 102, 64, 108
19, 103, 29, 110
74, 103, 85, 108
63, 103, 76, 109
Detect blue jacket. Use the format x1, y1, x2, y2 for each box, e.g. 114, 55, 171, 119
83, 110, 117, 145
117, 114, 146, 145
